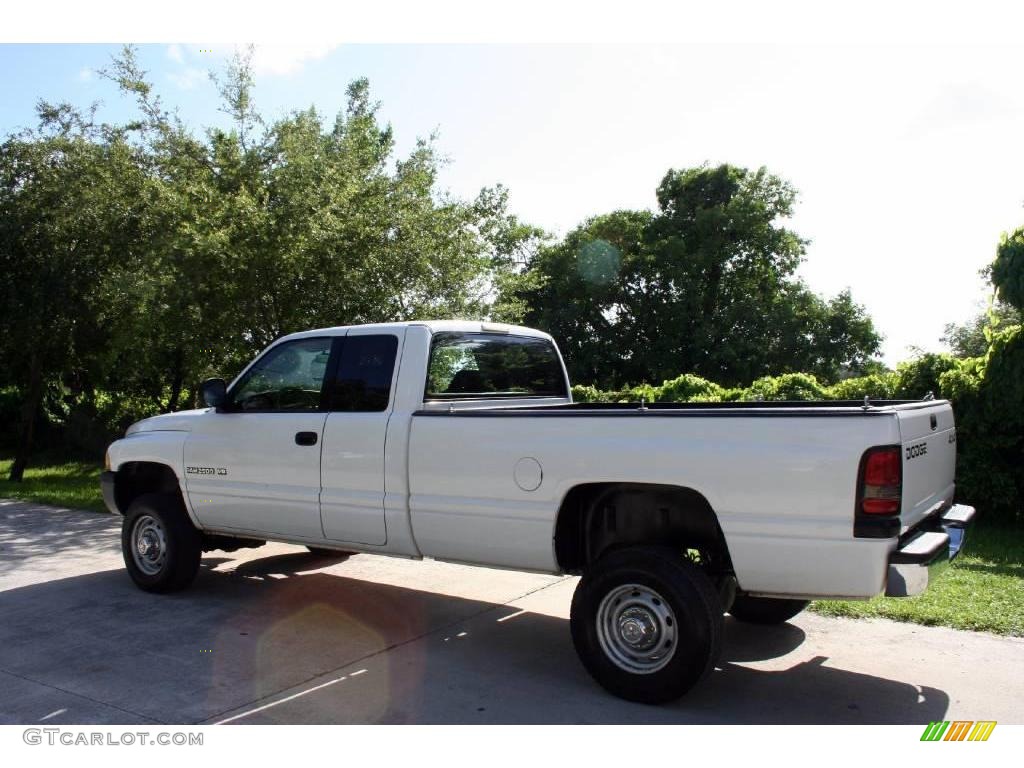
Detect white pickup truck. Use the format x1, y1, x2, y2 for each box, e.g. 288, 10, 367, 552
101, 320, 975, 703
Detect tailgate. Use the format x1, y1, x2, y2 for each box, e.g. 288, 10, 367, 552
896, 402, 957, 533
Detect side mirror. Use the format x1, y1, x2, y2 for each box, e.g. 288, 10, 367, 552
200, 378, 228, 410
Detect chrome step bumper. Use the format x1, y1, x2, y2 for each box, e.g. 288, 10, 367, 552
885, 504, 976, 597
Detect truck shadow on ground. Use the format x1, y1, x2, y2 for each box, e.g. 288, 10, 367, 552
0, 550, 950, 725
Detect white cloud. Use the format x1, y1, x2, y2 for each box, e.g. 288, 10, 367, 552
76, 67, 93, 82
903, 80, 1021, 141
167, 44, 185, 64
248, 44, 337, 76
168, 66, 207, 91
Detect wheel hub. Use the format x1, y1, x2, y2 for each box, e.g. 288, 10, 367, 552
596, 583, 678, 674
618, 607, 660, 650
131, 515, 167, 576
137, 532, 158, 557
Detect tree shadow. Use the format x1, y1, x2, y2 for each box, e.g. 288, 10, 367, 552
0, 551, 951, 726
0, 500, 121, 578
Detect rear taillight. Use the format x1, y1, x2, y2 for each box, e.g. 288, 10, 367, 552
854, 445, 902, 538
858, 445, 902, 516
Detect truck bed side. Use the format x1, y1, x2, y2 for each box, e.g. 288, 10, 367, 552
407, 406, 911, 598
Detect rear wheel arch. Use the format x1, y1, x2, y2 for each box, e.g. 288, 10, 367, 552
554, 482, 734, 577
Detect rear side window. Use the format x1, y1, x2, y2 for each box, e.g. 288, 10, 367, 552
332, 335, 399, 412
426, 332, 567, 399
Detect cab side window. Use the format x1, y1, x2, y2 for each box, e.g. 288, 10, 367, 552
230, 338, 333, 412
331, 335, 399, 412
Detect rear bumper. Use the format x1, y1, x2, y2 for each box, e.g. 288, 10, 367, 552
99, 470, 119, 515
885, 503, 975, 597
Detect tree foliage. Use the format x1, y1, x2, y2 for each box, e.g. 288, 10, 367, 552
0, 125, 150, 479
0, 46, 538, 478
513, 164, 882, 388
944, 226, 1024, 523
992, 227, 1024, 312
942, 300, 1021, 358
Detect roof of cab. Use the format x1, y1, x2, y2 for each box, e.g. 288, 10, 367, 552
277, 320, 553, 344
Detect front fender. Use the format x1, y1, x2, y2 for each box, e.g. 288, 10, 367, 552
106, 431, 198, 526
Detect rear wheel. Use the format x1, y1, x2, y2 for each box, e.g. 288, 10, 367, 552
121, 493, 201, 593
570, 546, 723, 704
728, 594, 809, 625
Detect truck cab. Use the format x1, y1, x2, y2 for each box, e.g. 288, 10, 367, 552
104, 321, 570, 557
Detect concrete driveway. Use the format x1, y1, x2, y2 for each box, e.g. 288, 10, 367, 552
1, 498, 1022, 725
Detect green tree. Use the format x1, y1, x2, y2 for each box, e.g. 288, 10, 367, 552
96, 46, 539, 410
938, 227, 1024, 523
992, 227, 1024, 311
1, 46, 541, 478
0, 116, 149, 480
942, 299, 1020, 358
515, 164, 881, 388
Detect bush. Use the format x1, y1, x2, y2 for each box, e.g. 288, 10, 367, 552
892, 352, 961, 400
741, 373, 829, 401
571, 384, 604, 403
944, 328, 1024, 524
573, 375, 727, 404
656, 374, 724, 402
827, 373, 899, 401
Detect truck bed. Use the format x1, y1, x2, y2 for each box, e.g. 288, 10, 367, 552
408, 397, 955, 598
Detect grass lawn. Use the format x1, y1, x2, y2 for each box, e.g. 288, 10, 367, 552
0, 457, 1021, 636
812, 523, 1024, 637
0, 457, 106, 513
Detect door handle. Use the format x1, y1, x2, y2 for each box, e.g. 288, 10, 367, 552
295, 431, 318, 446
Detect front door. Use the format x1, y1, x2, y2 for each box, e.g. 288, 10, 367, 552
184, 336, 335, 540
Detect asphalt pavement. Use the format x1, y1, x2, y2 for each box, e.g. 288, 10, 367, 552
1, 498, 1022, 725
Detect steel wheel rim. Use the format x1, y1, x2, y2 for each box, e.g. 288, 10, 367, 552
596, 583, 677, 674
131, 514, 168, 576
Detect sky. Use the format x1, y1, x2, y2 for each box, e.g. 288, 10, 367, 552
1, 41, 1022, 365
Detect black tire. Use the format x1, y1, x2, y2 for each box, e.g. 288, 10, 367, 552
306, 546, 355, 558
570, 546, 723, 704
728, 594, 809, 625
121, 493, 201, 593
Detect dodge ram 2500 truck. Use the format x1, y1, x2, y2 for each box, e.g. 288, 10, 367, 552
101, 320, 976, 703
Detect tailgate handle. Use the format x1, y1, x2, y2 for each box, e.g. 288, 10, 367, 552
930, 414, 937, 430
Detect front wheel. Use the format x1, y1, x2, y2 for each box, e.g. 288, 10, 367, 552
728, 594, 809, 625
121, 493, 201, 593
570, 547, 723, 704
